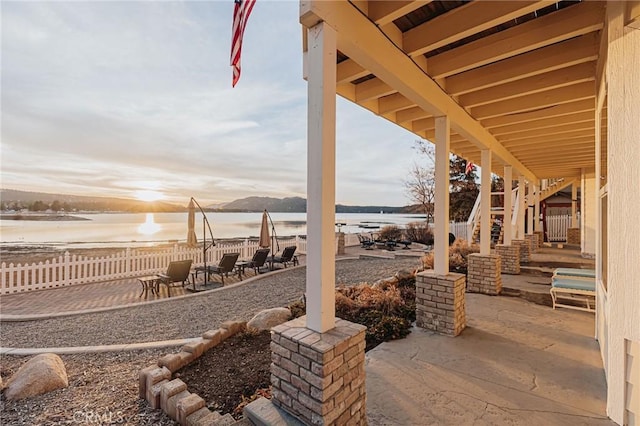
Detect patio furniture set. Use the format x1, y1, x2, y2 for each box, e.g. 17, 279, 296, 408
136, 246, 299, 298
357, 233, 412, 251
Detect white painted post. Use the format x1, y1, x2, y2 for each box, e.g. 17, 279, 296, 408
518, 176, 526, 239
527, 182, 534, 235
305, 22, 336, 333
534, 182, 540, 232
434, 116, 450, 274
503, 166, 513, 244
480, 149, 491, 255
571, 184, 578, 228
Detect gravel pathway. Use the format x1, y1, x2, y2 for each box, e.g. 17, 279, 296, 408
1, 257, 422, 348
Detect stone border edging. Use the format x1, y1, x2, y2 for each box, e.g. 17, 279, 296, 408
139, 320, 248, 425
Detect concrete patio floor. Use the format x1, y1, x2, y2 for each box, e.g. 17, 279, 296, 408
366, 293, 611, 425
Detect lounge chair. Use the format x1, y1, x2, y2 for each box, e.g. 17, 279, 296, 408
550, 268, 596, 313
195, 252, 240, 285
155, 259, 193, 297
270, 246, 298, 269
357, 234, 375, 250
245, 248, 270, 274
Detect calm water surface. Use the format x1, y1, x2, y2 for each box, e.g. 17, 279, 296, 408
0, 212, 425, 249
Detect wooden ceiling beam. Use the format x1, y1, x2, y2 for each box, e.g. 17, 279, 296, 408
396, 107, 430, 123
368, 0, 432, 26
481, 99, 595, 129
403, 1, 554, 57
506, 139, 595, 154
412, 117, 435, 132
428, 1, 604, 79
459, 62, 596, 108
445, 33, 599, 95
496, 121, 596, 142
502, 132, 594, 147
355, 78, 396, 102
472, 82, 595, 120
378, 93, 414, 114
489, 111, 596, 136
336, 59, 369, 85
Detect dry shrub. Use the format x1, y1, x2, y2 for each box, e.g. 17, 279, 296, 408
421, 238, 479, 271
378, 225, 403, 241
404, 221, 434, 245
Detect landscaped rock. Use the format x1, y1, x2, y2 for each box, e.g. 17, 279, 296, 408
247, 307, 291, 331
372, 277, 398, 289
395, 269, 416, 282
3, 353, 68, 401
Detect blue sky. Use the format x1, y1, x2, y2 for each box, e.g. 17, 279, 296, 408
1, 0, 422, 206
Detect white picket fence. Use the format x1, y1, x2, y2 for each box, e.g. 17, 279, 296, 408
1, 237, 303, 295
546, 214, 579, 242
449, 222, 468, 241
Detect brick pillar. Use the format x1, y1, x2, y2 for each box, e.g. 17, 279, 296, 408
512, 239, 530, 263
270, 317, 366, 425
415, 271, 466, 336
525, 234, 536, 253
467, 253, 502, 295
534, 230, 544, 247
495, 244, 520, 275
336, 232, 345, 255
567, 228, 580, 245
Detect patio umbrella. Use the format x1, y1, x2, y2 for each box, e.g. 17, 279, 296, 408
259, 210, 270, 249
187, 199, 197, 247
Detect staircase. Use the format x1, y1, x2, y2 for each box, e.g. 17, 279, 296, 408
539, 177, 578, 202
468, 188, 517, 246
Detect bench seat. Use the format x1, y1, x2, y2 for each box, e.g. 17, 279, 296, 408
553, 268, 596, 279
550, 275, 595, 313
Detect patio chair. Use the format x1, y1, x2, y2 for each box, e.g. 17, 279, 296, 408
156, 259, 193, 297
270, 246, 298, 269
245, 248, 270, 274
357, 234, 375, 250
196, 253, 240, 285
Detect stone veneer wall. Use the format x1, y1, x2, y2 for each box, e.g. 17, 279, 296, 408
139, 320, 246, 426
512, 239, 530, 264
495, 244, 520, 275
567, 228, 581, 245
270, 316, 367, 426
467, 254, 502, 295
415, 270, 466, 336
533, 231, 544, 247
525, 234, 537, 253
336, 232, 345, 255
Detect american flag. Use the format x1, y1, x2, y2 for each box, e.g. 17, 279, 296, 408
465, 161, 474, 175
231, 0, 256, 87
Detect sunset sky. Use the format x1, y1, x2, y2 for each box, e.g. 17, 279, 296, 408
1, 0, 423, 207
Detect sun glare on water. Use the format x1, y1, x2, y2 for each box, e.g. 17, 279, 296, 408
134, 190, 164, 202
138, 213, 161, 236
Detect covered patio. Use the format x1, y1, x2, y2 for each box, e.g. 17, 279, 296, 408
255, 1, 639, 425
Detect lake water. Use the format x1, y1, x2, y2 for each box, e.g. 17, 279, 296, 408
0, 212, 426, 249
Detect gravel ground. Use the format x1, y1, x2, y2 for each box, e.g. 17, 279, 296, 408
1, 257, 422, 348
0, 256, 422, 426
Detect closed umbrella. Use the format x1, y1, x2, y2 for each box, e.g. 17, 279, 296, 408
187, 199, 197, 247
259, 210, 270, 249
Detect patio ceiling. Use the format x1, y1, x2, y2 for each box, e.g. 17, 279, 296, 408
300, 0, 610, 180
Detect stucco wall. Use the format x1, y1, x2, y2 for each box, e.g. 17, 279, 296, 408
605, 4, 640, 423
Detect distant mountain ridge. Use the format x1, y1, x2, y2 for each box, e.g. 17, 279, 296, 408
1, 189, 411, 213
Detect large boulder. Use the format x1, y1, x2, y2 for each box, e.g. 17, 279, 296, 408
4, 353, 68, 401
247, 308, 291, 331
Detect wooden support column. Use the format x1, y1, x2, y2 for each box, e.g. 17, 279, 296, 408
480, 149, 491, 255
571, 184, 578, 228
527, 182, 534, 235
434, 116, 450, 274
306, 22, 336, 333
518, 176, 526, 239
534, 183, 540, 232
503, 166, 513, 244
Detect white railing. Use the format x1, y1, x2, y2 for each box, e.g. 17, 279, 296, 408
546, 213, 581, 242
1, 237, 305, 295
450, 221, 468, 241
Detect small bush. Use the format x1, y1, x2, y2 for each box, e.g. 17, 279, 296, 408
404, 221, 434, 245
378, 225, 403, 241
288, 300, 306, 319
422, 238, 479, 272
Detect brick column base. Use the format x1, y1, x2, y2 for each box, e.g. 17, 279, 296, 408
270, 317, 367, 426
525, 234, 536, 253
416, 271, 466, 336
495, 244, 520, 274
534, 231, 544, 247
467, 254, 502, 295
512, 239, 530, 263
336, 232, 345, 255
567, 228, 580, 245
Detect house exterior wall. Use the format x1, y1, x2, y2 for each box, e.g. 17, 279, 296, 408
603, 3, 640, 424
